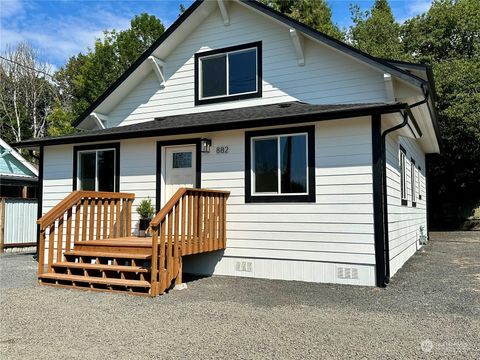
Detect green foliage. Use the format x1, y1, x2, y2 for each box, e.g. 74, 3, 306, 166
260, 0, 345, 40
56, 13, 165, 123
136, 198, 155, 219
400, 0, 480, 225
402, 0, 480, 63
349, 0, 406, 59
46, 102, 76, 137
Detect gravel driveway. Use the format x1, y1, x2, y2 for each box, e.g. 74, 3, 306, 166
1, 232, 479, 359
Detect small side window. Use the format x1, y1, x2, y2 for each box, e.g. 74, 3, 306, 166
411, 158, 416, 207
400, 146, 407, 206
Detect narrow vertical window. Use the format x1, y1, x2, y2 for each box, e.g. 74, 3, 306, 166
400, 146, 407, 205
417, 166, 422, 200
411, 158, 416, 207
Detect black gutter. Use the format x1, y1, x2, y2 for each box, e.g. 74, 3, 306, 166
14, 103, 407, 148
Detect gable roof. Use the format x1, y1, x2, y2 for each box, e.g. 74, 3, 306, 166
16, 102, 407, 148
72, 0, 428, 129
0, 138, 38, 177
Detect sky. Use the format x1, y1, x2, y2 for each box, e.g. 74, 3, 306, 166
0, 0, 433, 71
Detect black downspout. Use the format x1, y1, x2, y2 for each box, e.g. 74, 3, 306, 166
35, 146, 44, 261
380, 112, 409, 284
372, 114, 387, 286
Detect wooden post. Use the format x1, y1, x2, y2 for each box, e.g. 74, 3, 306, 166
175, 256, 183, 285
103, 199, 108, 239
181, 195, 186, 254
0, 198, 5, 253
150, 228, 159, 296
174, 204, 180, 281
89, 198, 95, 240
47, 224, 55, 272
159, 220, 166, 294
22, 186, 28, 199
38, 228, 45, 274
223, 195, 227, 248
81, 199, 88, 241
56, 216, 64, 263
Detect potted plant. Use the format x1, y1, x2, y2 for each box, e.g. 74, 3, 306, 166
136, 198, 155, 236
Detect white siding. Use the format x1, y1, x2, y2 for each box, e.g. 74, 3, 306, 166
107, 2, 386, 128
41, 117, 377, 286
384, 131, 427, 277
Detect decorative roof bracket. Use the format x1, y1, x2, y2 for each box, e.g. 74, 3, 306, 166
148, 56, 166, 87
217, 0, 230, 26
290, 29, 305, 66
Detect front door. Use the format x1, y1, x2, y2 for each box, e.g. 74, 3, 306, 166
164, 145, 197, 203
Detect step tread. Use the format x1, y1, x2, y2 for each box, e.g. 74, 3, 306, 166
74, 237, 152, 247
39, 273, 151, 287
64, 250, 151, 259
52, 262, 150, 273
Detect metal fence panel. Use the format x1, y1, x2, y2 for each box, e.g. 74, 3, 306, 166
3, 198, 38, 245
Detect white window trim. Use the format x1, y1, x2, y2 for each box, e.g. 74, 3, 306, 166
251, 132, 309, 196
411, 161, 416, 203
77, 148, 116, 191
199, 47, 258, 100
400, 150, 407, 202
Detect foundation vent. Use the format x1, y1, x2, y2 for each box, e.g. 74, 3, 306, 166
235, 261, 253, 273
337, 267, 359, 280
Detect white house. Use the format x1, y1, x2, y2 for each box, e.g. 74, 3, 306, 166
15, 0, 440, 292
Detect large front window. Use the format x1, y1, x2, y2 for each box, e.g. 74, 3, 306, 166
253, 134, 308, 195
74, 144, 119, 192
245, 126, 315, 203
195, 42, 262, 105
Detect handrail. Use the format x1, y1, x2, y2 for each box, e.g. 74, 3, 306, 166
150, 188, 229, 227
37, 191, 135, 276
149, 187, 230, 296
38, 191, 135, 229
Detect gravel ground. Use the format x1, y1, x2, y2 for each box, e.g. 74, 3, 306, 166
1, 231, 479, 359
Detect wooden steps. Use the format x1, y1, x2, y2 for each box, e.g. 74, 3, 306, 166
39, 273, 151, 288
52, 262, 149, 273
64, 250, 151, 260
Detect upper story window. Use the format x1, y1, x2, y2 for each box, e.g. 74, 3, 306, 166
400, 146, 407, 206
195, 42, 262, 105
245, 126, 315, 203
74, 143, 119, 192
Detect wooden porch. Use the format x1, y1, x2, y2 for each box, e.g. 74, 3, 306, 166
37, 188, 230, 296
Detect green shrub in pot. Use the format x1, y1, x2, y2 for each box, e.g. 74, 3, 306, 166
137, 198, 155, 231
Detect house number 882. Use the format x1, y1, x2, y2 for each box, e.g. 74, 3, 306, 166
216, 146, 229, 154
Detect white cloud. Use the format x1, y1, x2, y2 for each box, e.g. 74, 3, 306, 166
0, 0, 23, 18
0, 2, 132, 68
407, 0, 432, 16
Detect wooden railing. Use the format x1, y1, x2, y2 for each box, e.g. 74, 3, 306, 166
150, 188, 230, 296
37, 191, 135, 275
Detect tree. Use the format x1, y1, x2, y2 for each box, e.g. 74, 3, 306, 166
55, 13, 165, 122
349, 0, 406, 59
401, 0, 480, 227
402, 0, 480, 63
260, 0, 345, 40
0, 42, 57, 143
